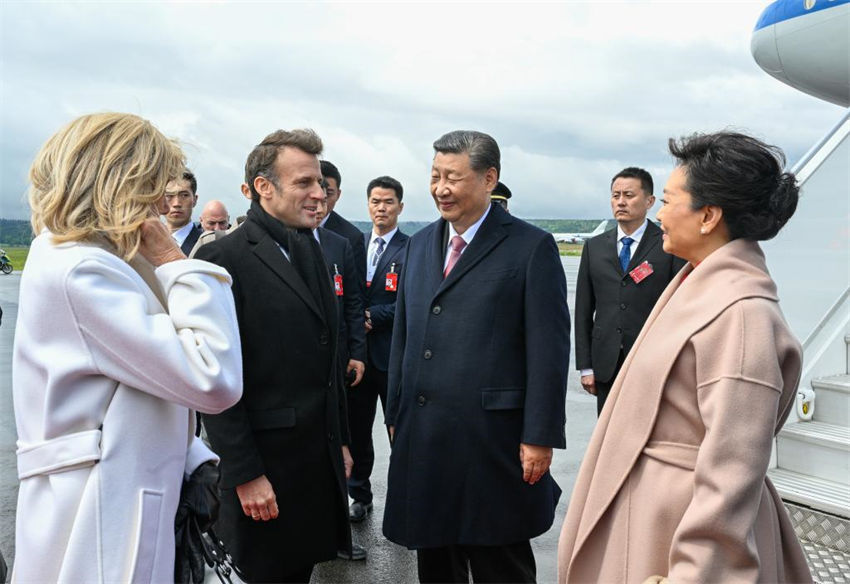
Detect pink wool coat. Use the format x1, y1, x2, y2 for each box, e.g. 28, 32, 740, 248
558, 239, 813, 583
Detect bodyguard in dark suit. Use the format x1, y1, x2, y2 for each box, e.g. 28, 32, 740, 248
574, 167, 685, 415
163, 169, 203, 255
320, 160, 367, 284
196, 129, 351, 583
347, 176, 408, 522
315, 211, 367, 390
384, 131, 570, 583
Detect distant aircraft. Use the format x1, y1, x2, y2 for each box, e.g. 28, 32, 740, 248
751, 0, 850, 107
552, 221, 608, 244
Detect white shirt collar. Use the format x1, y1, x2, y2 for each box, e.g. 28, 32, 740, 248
448, 203, 491, 246
171, 222, 194, 246
319, 214, 330, 228
370, 227, 398, 247
617, 218, 648, 244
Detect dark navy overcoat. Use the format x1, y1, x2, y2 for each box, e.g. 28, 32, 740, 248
383, 203, 571, 548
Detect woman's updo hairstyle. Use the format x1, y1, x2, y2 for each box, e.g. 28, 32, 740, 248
668, 131, 799, 241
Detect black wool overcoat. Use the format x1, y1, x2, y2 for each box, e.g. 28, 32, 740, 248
195, 217, 350, 580
383, 203, 571, 548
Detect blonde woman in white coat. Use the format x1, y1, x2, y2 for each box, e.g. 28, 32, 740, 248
12, 113, 243, 583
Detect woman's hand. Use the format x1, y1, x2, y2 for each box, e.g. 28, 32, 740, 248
138, 217, 186, 266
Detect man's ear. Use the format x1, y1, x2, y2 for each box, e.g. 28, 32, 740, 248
254, 176, 274, 200
484, 168, 498, 192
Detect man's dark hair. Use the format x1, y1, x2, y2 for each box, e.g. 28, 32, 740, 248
433, 130, 500, 177
244, 129, 323, 200
668, 131, 798, 241
320, 160, 342, 189
366, 175, 404, 202
611, 167, 653, 196
182, 170, 197, 195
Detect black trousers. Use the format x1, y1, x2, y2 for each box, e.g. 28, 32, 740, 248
416, 541, 536, 583
595, 349, 626, 416
347, 364, 389, 504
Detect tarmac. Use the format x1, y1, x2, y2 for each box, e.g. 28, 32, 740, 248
0, 257, 595, 583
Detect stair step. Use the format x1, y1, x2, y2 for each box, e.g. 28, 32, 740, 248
780, 421, 850, 450
777, 421, 850, 483
769, 468, 850, 519
812, 375, 850, 426
813, 374, 850, 393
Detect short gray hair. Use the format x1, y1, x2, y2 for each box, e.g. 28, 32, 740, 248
433, 130, 500, 177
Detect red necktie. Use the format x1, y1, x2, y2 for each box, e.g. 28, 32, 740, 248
443, 235, 467, 277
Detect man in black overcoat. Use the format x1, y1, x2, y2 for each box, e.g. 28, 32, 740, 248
383, 131, 570, 583
574, 167, 686, 415
196, 129, 352, 583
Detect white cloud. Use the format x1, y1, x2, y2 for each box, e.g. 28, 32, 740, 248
0, 1, 843, 222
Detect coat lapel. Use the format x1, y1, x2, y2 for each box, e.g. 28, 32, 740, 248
436, 206, 509, 296
626, 221, 661, 272
246, 222, 325, 322
373, 233, 405, 282
566, 239, 780, 567
423, 221, 448, 297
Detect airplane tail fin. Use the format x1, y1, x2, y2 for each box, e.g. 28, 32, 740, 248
590, 220, 607, 236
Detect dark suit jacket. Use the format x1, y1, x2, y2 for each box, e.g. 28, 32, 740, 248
324, 210, 366, 284
317, 227, 366, 366
195, 217, 350, 578
179, 223, 202, 255
574, 220, 686, 383
383, 203, 570, 548
363, 229, 408, 371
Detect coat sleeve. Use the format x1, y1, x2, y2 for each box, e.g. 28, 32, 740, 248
384, 244, 411, 427
521, 234, 569, 447
573, 241, 595, 371
342, 240, 367, 362
668, 300, 787, 582
193, 243, 266, 489
65, 256, 243, 414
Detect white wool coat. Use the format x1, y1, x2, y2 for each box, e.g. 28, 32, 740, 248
12, 233, 243, 583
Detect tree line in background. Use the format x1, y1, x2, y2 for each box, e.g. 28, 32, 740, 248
0, 218, 606, 246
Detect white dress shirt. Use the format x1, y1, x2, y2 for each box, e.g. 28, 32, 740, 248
442, 204, 491, 272
367, 227, 398, 283
171, 221, 195, 248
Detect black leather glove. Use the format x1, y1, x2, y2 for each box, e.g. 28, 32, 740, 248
175, 461, 221, 583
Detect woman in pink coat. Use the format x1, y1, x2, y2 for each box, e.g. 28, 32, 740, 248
558, 131, 812, 583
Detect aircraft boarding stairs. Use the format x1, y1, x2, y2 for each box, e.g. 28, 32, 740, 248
763, 109, 850, 582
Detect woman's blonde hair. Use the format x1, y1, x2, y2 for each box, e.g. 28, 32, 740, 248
28, 112, 185, 259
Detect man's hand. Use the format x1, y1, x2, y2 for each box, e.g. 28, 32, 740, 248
364, 309, 373, 333
235, 475, 278, 521
347, 359, 365, 387
580, 374, 597, 396
519, 443, 552, 485
342, 445, 354, 479
138, 217, 185, 266
388, 425, 394, 442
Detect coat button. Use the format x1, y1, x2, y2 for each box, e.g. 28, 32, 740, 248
424, 349, 432, 359
328, 432, 335, 441
621, 281, 627, 287
432, 305, 442, 315
319, 331, 329, 345
616, 328, 622, 334
620, 303, 627, 310
417, 395, 426, 406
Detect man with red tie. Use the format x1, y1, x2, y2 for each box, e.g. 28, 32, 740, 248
383, 131, 570, 583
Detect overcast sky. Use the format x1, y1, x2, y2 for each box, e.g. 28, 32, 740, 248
0, 1, 844, 223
